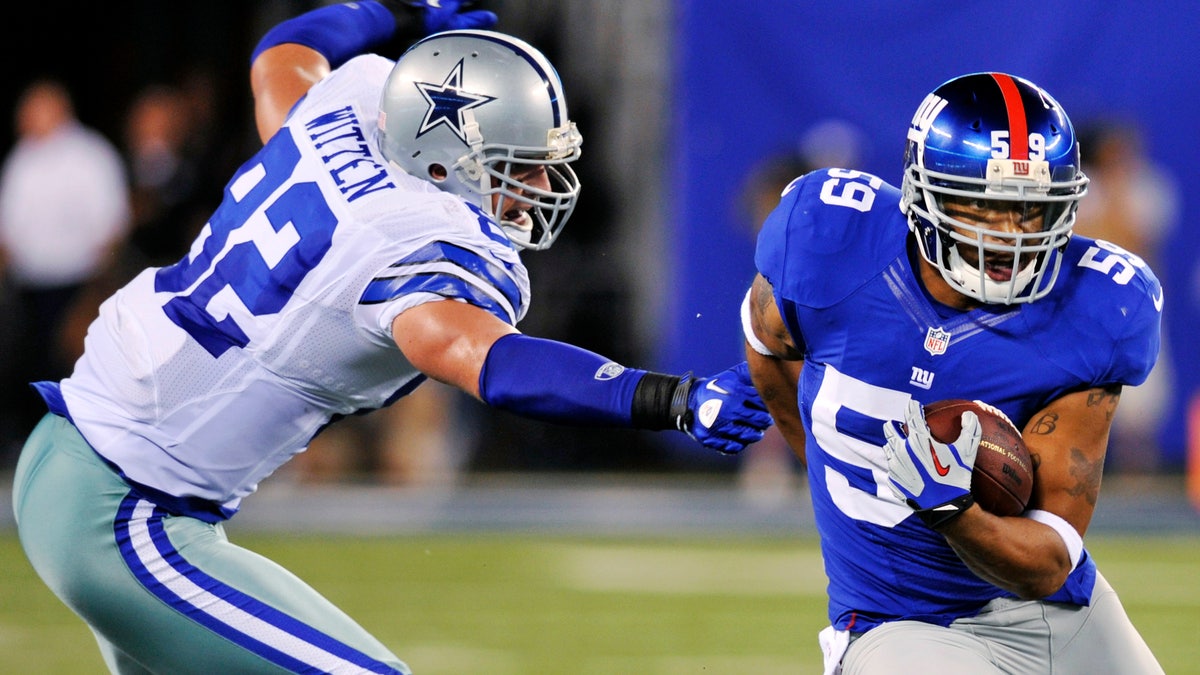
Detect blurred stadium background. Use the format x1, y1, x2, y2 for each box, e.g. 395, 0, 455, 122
2, 0, 1198, 476
1, 1, 1198, 672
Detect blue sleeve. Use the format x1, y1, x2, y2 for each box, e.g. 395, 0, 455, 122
1110, 268, 1162, 386
1053, 237, 1163, 388
250, 1, 396, 68
478, 334, 647, 426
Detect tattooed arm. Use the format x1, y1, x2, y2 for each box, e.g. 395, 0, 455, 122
1022, 385, 1120, 536
935, 386, 1121, 599
743, 274, 809, 464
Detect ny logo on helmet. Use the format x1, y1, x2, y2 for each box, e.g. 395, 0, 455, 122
907, 93, 947, 146
414, 59, 496, 144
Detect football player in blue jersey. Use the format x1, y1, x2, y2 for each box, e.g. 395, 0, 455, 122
10, 2, 770, 672
743, 72, 1163, 673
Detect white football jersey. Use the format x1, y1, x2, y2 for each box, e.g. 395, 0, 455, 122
60, 55, 530, 512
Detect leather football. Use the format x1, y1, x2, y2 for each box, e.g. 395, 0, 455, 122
922, 399, 1033, 517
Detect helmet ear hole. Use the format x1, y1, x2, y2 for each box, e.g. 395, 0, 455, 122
428, 164, 448, 181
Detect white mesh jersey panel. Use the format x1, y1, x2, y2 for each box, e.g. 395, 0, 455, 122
60, 56, 530, 510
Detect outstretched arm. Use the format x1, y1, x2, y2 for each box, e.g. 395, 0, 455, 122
392, 298, 517, 399
392, 300, 771, 454
247, 0, 498, 143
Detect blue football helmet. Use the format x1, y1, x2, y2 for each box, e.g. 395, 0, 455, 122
378, 30, 582, 250
900, 72, 1088, 304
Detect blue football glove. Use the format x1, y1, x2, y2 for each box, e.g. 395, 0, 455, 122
672, 362, 772, 454
882, 399, 981, 528
382, 0, 499, 41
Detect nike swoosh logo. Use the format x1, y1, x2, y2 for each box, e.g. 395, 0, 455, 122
929, 446, 951, 476
705, 380, 730, 395
1153, 287, 1164, 312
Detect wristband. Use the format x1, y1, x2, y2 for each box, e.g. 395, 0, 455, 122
1024, 509, 1084, 568
250, 1, 397, 68
630, 372, 683, 430
913, 492, 975, 529
627, 371, 693, 431
667, 373, 694, 432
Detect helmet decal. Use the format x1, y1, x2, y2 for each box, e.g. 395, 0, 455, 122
907, 92, 947, 149
414, 59, 496, 144
992, 73, 1029, 160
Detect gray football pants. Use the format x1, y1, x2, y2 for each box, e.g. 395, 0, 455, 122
13, 413, 412, 674
841, 570, 1163, 674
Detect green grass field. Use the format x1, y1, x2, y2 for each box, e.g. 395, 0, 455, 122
2, 532, 1198, 674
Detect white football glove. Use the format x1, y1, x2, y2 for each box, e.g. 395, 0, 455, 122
882, 399, 981, 528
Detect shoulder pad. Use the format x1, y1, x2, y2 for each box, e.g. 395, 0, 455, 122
755, 169, 907, 309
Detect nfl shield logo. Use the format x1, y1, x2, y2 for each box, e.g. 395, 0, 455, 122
924, 326, 951, 356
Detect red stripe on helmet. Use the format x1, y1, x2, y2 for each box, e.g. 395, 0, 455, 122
992, 73, 1029, 159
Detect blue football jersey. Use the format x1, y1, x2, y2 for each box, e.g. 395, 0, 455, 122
754, 168, 1162, 631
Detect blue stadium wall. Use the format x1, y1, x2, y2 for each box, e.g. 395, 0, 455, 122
663, 0, 1199, 467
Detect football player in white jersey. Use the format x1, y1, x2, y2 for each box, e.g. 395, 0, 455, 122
743, 72, 1163, 673
11, 2, 771, 672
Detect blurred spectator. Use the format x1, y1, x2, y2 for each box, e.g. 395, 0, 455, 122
1076, 121, 1177, 267
122, 68, 245, 267
0, 79, 130, 461
57, 74, 248, 373
735, 152, 809, 503
1076, 120, 1180, 472
738, 118, 870, 235
738, 152, 817, 237
123, 84, 208, 266
176, 66, 248, 200
798, 117, 869, 174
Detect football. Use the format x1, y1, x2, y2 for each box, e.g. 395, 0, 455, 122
922, 399, 1033, 517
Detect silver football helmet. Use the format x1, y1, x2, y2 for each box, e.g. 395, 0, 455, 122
378, 29, 582, 250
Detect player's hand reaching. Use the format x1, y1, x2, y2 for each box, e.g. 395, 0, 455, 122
674, 362, 772, 454
882, 399, 981, 528
382, 0, 499, 42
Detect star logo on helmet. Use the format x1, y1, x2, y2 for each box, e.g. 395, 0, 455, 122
414, 59, 496, 144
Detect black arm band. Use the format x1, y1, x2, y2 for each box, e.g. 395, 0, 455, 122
912, 493, 975, 529
631, 372, 693, 431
